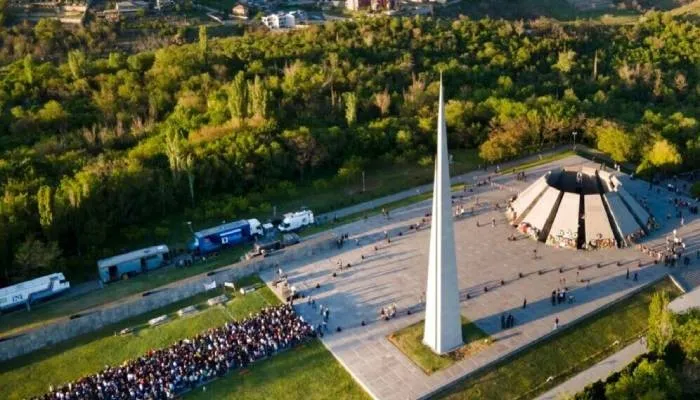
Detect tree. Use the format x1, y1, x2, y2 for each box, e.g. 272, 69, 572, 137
34, 18, 63, 45
0, 0, 7, 26
645, 139, 682, 172
37, 100, 68, 131
228, 71, 248, 121
37, 186, 54, 231
374, 89, 391, 116
184, 154, 196, 207
23, 55, 33, 85
13, 237, 62, 282
248, 75, 269, 119
553, 50, 576, 74
605, 359, 681, 400
344, 92, 357, 126
282, 127, 324, 180
594, 122, 634, 163
198, 26, 208, 63
674, 310, 700, 363
164, 128, 186, 184
648, 291, 674, 356
68, 50, 87, 80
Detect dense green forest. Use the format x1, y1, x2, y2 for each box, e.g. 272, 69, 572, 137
0, 13, 698, 285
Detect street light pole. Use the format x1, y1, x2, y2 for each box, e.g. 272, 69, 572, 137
362, 171, 366, 193
572, 131, 578, 151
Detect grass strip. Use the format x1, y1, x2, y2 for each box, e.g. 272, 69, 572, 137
501, 150, 576, 174
388, 316, 491, 374
435, 278, 681, 400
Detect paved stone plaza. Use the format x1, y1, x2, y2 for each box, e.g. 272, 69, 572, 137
262, 155, 700, 400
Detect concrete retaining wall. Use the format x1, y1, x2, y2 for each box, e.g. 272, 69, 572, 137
0, 234, 338, 362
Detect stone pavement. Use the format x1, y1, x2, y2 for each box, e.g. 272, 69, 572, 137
536, 340, 647, 400
261, 154, 700, 400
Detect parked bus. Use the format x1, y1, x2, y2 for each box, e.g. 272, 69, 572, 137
97, 245, 171, 283
189, 219, 263, 255
0, 273, 70, 312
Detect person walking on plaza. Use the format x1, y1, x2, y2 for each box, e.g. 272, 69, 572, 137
501, 313, 506, 329
626, 268, 630, 280
492, 218, 496, 228
554, 317, 559, 330
551, 290, 557, 306
522, 298, 527, 309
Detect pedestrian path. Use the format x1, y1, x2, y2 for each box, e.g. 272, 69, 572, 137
317, 146, 569, 223
536, 340, 647, 400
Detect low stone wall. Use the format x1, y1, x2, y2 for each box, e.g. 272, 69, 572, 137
0, 233, 338, 362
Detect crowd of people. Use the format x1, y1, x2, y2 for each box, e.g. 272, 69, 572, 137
34, 305, 314, 400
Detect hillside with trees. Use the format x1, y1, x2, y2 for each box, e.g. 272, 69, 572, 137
0, 13, 698, 285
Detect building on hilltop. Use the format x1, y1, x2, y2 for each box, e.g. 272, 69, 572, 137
231, 2, 249, 18
262, 12, 296, 29
345, 0, 370, 11
115, 0, 149, 15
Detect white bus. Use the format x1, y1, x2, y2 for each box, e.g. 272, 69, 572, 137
0, 273, 70, 312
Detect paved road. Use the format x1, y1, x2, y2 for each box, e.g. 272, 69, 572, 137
536, 340, 647, 400
317, 145, 569, 223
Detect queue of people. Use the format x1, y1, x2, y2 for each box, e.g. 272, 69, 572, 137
34, 305, 314, 400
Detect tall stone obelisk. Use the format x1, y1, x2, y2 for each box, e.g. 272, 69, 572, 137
423, 76, 463, 354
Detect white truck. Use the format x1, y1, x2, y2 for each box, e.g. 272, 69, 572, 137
0, 273, 70, 312
278, 209, 315, 232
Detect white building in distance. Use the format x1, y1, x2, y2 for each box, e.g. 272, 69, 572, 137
261, 12, 295, 29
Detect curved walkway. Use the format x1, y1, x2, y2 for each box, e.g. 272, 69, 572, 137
536, 340, 647, 400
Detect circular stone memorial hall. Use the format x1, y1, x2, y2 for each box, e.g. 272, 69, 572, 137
506, 167, 656, 250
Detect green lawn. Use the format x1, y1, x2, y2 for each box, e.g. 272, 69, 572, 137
0, 275, 279, 400
503, 150, 576, 174
185, 340, 370, 400
388, 317, 491, 374
435, 279, 682, 400
0, 246, 248, 338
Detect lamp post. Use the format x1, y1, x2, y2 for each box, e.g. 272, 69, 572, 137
362, 171, 366, 193
186, 221, 194, 234
572, 131, 578, 151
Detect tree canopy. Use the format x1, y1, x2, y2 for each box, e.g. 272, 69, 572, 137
0, 13, 698, 284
